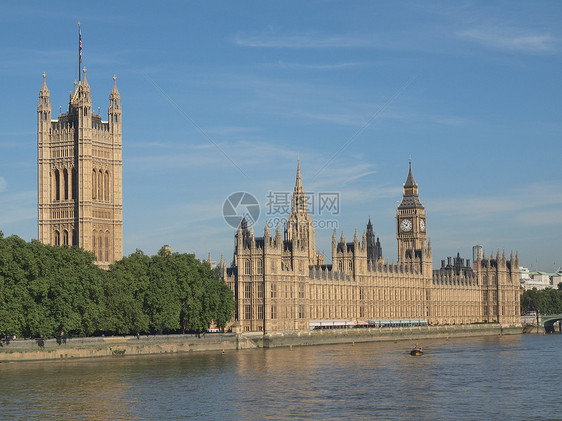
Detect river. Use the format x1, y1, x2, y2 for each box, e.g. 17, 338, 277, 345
0, 334, 560, 420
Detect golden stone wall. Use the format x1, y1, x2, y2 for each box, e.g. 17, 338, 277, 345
37, 71, 122, 267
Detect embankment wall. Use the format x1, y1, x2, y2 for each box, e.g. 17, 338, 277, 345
0, 324, 520, 362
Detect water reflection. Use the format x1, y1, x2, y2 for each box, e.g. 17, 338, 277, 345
0, 335, 560, 420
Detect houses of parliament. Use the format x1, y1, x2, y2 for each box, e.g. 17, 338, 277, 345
37, 69, 122, 268
221, 161, 521, 333
37, 66, 520, 332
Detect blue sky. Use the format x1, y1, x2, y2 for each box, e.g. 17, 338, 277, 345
0, 1, 561, 271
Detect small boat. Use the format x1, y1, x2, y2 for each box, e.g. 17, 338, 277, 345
410, 344, 423, 356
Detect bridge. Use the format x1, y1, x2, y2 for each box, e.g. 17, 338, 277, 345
541, 315, 562, 333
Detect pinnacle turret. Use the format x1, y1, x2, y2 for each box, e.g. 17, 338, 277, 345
39, 73, 49, 97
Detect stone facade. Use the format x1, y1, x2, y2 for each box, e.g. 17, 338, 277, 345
37, 70, 123, 267
221, 161, 520, 333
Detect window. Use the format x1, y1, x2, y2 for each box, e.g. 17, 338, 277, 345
271, 284, 277, 299
298, 284, 305, 299
54, 230, 60, 246
257, 283, 264, 299
105, 232, 109, 262
63, 169, 69, 200
72, 168, 77, 200
92, 231, 96, 257
338, 262, 343, 271
298, 305, 305, 319
349, 261, 353, 272
271, 305, 276, 320
257, 305, 264, 320
257, 259, 263, 275
54, 169, 60, 201
62, 230, 68, 245
245, 260, 250, 275
92, 170, 97, 200
244, 283, 251, 299
104, 171, 110, 201
97, 171, 102, 201
244, 305, 251, 320
98, 234, 102, 261
271, 260, 275, 272
359, 287, 364, 301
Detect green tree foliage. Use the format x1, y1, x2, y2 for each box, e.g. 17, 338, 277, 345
0, 233, 234, 338
521, 287, 562, 315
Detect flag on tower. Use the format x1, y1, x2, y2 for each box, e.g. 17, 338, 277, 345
78, 22, 82, 82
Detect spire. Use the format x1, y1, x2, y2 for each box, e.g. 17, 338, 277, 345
295, 157, 303, 191
398, 159, 423, 208
82, 67, 88, 85
110, 75, 120, 98
404, 158, 417, 189
40, 73, 49, 95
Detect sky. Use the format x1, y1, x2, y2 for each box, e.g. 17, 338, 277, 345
0, 1, 561, 271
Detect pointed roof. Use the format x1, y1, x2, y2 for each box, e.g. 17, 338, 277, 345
404, 158, 417, 188
295, 157, 303, 191
398, 159, 424, 209
82, 67, 89, 86
39, 72, 49, 95
110, 75, 120, 99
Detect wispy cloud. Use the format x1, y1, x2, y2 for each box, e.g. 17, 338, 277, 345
429, 181, 562, 225
234, 31, 374, 49
272, 60, 361, 70
0, 177, 7, 192
457, 28, 557, 53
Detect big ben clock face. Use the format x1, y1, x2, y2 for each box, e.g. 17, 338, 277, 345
420, 219, 426, 232
400, 218, 413, 232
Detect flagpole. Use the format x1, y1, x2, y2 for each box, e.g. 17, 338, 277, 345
78, 22, 82, 82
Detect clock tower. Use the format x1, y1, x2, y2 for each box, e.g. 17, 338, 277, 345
396, 160, 428, 263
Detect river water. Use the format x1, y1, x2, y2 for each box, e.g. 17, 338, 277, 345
0, 334, 560, 420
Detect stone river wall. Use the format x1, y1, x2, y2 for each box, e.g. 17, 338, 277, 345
0, 324, 521, 362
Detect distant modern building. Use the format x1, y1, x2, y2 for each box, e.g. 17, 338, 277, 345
519, 267, 562, 290
220, 161, 521, 333
37, 69, 123, 268
473, 245, 483, 271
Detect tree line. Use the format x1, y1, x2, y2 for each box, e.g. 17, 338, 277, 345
521, 284, 562, 315
0, 232, 235, 339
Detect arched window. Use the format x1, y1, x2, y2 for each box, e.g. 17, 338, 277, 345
104, 231, 109, 262
92, 230, 97, 258
92, 170, 97, 200
97, 170, 102, 201
54, 169, 60, 201
63, 168, 69, 200
245, 260, 251, 275
63, 230, 69, 245
98, 234, 103, 261
72, 167, 77, 200
54, 230, 60, 246
104, 171, 110, 201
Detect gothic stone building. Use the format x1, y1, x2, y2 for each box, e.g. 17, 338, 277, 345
221, 161, 520, 333
37, 70, 123, 267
